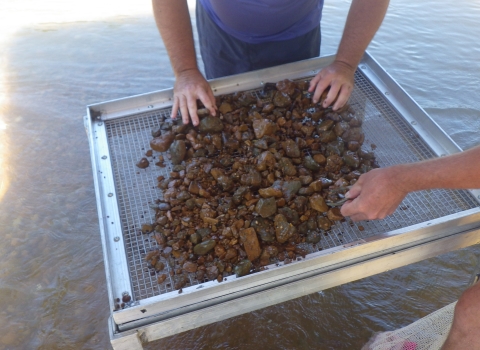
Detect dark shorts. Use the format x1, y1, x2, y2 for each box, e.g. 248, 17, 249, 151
196, 0, 321, 79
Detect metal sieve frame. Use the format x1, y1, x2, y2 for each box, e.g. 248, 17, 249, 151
85, 52, 480, 349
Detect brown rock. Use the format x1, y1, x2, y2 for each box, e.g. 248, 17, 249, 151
136, 158, 149, 169
210, 168, 225, 180
224, 248, 238, 262
317, 216, 333, 230
188, 181, 200, 195
206, 265, 219, 280
282, 139, 301, 158
258, 187, 283, 198
183, 261, 198, 273
308, 180, 324, 192
280, 180, 302, 202
240, 227, 261, 261
273, 91, 292, 108
253, 119, 277, 139
219, 102, 232, 114
279, 157, 297, 176
274, 214, 296, 243
150, 132, 175, 152
259, 249, 271, 266
240, 169, 262, 188
256, 151, 276, 171
255, 197, 277, 218
310, 194, 329, 213
157, 274, 167, 284
214, 245, 227, 259
299, 175, 313, 185
141, 223, 153, 234
199, 116, 224, 133
169, 140, 186, 165
276, 79, 296, 96
327, 208, 344, 221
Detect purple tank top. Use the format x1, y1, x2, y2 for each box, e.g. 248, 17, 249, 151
198, 0, 324, 44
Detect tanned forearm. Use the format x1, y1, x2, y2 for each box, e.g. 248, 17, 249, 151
392, 145, 480, 193
336, 0, 390, 69
152, 0, 198, 76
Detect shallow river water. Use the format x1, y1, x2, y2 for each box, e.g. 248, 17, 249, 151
0, 0, 479, 349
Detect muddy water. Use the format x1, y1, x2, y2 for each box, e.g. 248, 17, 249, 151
0, 0, 479, 349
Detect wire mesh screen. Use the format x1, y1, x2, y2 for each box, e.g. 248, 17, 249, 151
105, 70, 479, 301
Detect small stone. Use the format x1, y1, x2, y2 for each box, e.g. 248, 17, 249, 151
183, 261, 198, 273
203, 217, 219, 225
169, 140, 186, 165
193, 240, 216, 255
258, 187, 283, 198
224, 248, 238, 262
313, 154, 326, 165
219, 102, 232, 114
141, 224, 153, 234
281, 180, 302, 202
317, 216, 333, 231
210, 168, 225, 180
256, 151, 276, 171
251, 217, 275, 242
299, 175, 313, 185
259, 249, 271, 266
136, 158, 149, 169
157, 274, 167, 284
303, 156, 321, 171
177, 191, 191, 201
282, 139, 301, 158
199, 116, 224, 133
278, 207, 299, 225
310, 194, 329, 213
157, 203, 171, 211
196, 228, 212, 238
253, 119, 277, 139
150, 132, 175, 152
275, 79, 296, 96
239, 228, 261, 261
255, 197, 277, 218
274, 214, 296, 243
206, 265, 219, 280
327, 208, 344, 221
273, 91, 292, 107
234, 259, 252, 277
154, 261, 165, 272
174, 275, 188, 290
190, 232, 201, 245
156, 216, 168, 226
279, 158, 297, 176
306, 231, 322, 244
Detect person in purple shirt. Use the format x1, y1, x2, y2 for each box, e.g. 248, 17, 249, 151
152, 0, 389, 126
152, 2, 480, 348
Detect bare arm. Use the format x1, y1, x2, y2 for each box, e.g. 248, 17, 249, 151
152, 0, 216, 125
341, 145, 480, 221
310, 0, 390, 110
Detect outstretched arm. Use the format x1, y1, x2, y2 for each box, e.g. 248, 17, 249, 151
310, 0, 390, 110
341, 145, 480, 221
152, 0, 216, 126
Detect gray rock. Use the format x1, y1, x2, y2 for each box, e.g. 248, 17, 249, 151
199, 116, 224, 133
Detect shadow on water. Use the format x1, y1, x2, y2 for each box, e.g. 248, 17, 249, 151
1, 2, 480, 349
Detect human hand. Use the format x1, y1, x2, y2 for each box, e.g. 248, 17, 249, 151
340, 167, 408, 221
171, 68, 217, 126
308, 60, 356, 111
